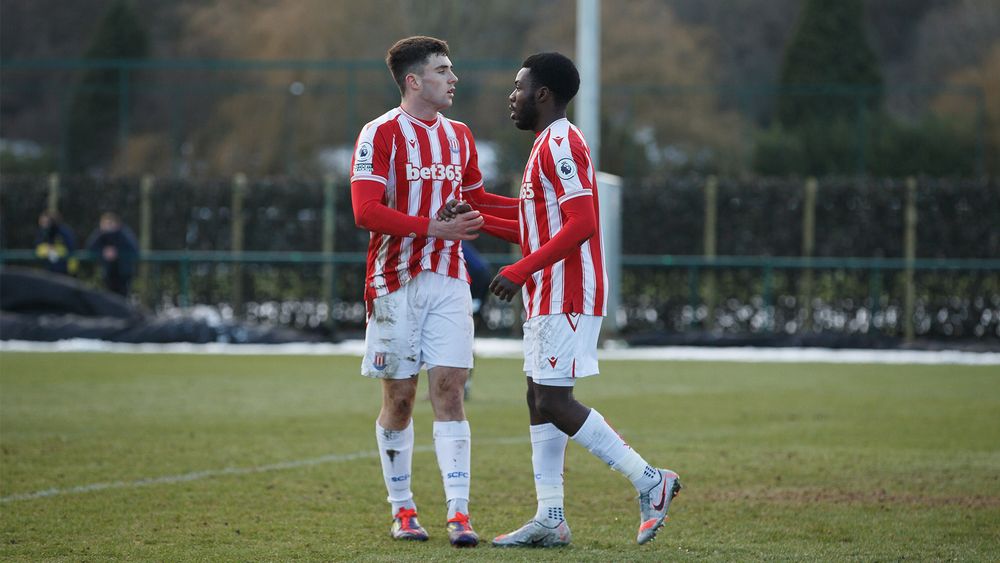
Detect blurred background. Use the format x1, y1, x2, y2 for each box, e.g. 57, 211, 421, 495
1, 0, 998, 347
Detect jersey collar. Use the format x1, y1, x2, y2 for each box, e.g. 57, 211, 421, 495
399, 107, 441, 131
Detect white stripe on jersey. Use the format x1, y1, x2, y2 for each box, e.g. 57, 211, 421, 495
522, 196, 543, 318
521, 133, 547, 317
423, 124, 444, 273
537, 159, 565, 314
439, 120, 464, 280
397, 117, 423, 286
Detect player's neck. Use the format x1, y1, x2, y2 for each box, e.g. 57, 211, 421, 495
533, 110, 567, 134
400, 97, 441, 122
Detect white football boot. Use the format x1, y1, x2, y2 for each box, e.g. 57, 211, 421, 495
492, 519, 571, 548
636, 468, 682, 545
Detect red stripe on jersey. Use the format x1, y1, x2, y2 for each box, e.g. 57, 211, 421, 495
430, 126, 447, 275
439, 126, 462, 280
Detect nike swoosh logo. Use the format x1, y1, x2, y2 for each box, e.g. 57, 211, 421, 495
652, 477, 669, 511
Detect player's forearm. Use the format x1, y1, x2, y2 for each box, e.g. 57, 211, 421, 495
480, 214, 520, 244
352, 182, 430, 237
502, 197, 596, 284
463, 187, 520, 220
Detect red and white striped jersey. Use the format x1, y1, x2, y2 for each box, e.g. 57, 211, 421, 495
517, 118, 607, 319
351, 107, 483, 301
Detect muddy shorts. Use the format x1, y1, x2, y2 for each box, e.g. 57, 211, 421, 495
361, 271, 474, 379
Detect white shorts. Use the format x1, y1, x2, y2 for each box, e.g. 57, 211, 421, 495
523, 313, 602, 387
362, 271, 474, 379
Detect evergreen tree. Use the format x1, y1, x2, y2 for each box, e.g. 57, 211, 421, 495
66, 0, 148, 173
761, 0, 885, 175
776, 0, 882, 129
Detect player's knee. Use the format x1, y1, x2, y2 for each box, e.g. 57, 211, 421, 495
431, 383, 465, 414
388, 395, 414, 418
385, 386, 416, 418
429, 368, 467, 397
533, 390, 567, 421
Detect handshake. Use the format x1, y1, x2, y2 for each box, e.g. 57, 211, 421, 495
436, 199, 522, 302
428, 199, 483, 241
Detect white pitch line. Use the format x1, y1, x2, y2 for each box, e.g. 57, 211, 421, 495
1, 437, 527, 504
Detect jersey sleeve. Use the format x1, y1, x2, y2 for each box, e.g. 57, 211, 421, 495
463, 186, 521, 220
499, 195, 596, 284
351, 179, 430, 238
351, 121, 393, 185
544, 131, 594, 206
459, 124, 484, 192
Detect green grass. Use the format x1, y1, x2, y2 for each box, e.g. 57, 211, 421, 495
1, 352, 998, 561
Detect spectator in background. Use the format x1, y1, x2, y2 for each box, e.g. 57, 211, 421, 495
35, 210, 78, 276
87, 212, 138, 297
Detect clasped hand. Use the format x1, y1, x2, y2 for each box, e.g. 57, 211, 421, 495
429, 199, 483, 240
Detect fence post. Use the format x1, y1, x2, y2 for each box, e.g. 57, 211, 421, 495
138, 174, 154, 308
903, 177, 917, 342
322, 174, 336, 334
801, 177, 817, 331
47, 173, 60, 214
703, 175, 718, 330
231, 173, 247, 317
597, 172, 622, 337
118, 67, 130, 145
179, 257, 190, 308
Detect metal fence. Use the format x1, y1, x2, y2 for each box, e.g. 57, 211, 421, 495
2, 249, 998, 341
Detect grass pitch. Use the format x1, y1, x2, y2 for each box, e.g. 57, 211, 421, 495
1, 352, 998, 561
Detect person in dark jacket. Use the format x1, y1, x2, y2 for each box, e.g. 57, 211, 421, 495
87, 212, 139, 297
34, 210, 78, 275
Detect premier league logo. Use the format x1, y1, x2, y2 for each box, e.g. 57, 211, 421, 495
354, 142, 374, 173
556, 158, 577, 180
357, 142, 372, 161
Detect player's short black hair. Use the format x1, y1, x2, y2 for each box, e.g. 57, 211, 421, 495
386, 36, 450, 95
521, 52, 580, 107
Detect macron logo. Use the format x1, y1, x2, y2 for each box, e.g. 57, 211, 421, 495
547, 356, 558, 368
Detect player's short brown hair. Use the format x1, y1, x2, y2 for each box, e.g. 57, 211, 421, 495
386, 36, 450, 95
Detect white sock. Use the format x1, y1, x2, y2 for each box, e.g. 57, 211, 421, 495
530, 423, 568, 525
433, 420, 471, 519
375, 420, 416, 515
570, 409, 660, 493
